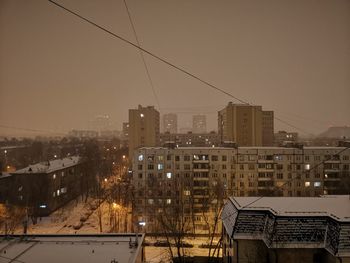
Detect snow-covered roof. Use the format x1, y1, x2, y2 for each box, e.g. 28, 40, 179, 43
13, 156, 81, 174
230, 195, 350, 221
0, 234, 144, 263
0, 172, 12, 179
222, 196, 350, 257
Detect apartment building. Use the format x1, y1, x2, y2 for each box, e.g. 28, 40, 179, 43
8, 156, 86, 216
222, 196, 350, 263
262, 111, 274, 146
160, 131, 220, 147
218, 102, 274, 146
162, 113, 177, 134
132, 146, 350, 233
193, 115, 207, 134
128, 105, 160, 158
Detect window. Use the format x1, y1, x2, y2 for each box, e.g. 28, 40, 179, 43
275, 155, 282, 161
211, 155, 218, 161
276, 164, 283, 170
314, 182, 321, 187
277, 173, 283, 179
166, 199, 171, 204
305, 164, 310, 170
305, 181, 310, 187
184, 155, 191, 161
248, 155, 255, 161
148, 199, 154, 205
167, 155, 171, 161
222, 164, 227, 170
53, 174, 56, 179
138, 154, 144, 161
184, 190, 190, 196
157, 164, 163, 170
248, 164, 255, 170
222, 155, 227, 161
175, 156, 180, 161
148, 164, 154, 170
158, 155, 164, 161
166, 172, 172, 179
138, 173, 142, 179
184, 164, 191, 170
138, 164, 142, 170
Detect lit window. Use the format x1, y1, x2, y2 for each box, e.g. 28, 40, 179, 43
148, 199, 154, 205
61, 187, 67, 193
138, 154, 143, 161
166, 199, 171, 204
39, 204, 47, 209
314, 182, 321, 187
166, 172, 172, 179
53, 174, 56, 179
305, 164, 310, 170
157, 164, 163, 170
325, 174, 328, 178
57, 189, 60, 196
305, 182, 310, 187
53, 192, 56, 197
184, 190, 190, 196
140, 113, 144, 118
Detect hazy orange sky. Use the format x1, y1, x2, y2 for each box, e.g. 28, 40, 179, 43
0, 0, 349, 137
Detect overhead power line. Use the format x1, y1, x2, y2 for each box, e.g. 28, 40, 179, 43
122, 0, 161, 110
47, 0, 248, 106
48, 0, 315, 136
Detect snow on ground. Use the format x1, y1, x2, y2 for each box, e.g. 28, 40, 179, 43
13, 197, 221, 262
21, 196, 114, 234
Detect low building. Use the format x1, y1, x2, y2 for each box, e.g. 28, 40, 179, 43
0, 234, 145, 263
222, 196, 350, 263
9, 156, 86, 216
160, 131, 220, 147
274, 130, 298, 146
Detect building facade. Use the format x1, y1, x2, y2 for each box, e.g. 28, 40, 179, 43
162, 113, 178, 134
262, 111, 274, 146
128, 105, 160, 158
160, 131, 220, 147
132, 146, 350, 233
218, 102, 274, 147
192, 115, 207, 134
274, 130, 299, 146
8, 156, 86, 216
222, 196, 350, 263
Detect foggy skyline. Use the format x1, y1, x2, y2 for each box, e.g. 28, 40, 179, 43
0, 0, 349, 137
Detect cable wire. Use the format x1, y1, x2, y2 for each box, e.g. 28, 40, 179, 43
122, 0, 161, 110
47, 0, 317, 136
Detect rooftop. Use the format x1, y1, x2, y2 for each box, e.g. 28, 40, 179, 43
230, 195, 350, 222
12, 156, 81, 174
0, 234, 144, 263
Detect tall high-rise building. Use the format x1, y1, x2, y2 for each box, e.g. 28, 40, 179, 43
192, 115, 206, 133
128, 105, 160, 158
162, 113, 177, 134
218, 103, 274, 146
218, 103, 263, 146
262, 111, 274, 146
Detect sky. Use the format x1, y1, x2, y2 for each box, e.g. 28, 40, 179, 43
0, 0, 349, 137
